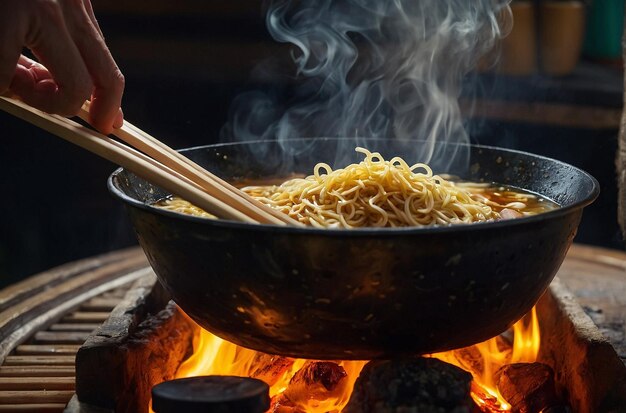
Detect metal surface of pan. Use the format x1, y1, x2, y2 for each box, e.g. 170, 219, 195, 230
109, 138, 599, 359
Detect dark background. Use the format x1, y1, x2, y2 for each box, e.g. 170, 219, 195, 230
0, 1, 623, 286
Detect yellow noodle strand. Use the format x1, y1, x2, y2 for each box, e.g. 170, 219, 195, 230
242, 147, 499, 228
156, 147, 556, 227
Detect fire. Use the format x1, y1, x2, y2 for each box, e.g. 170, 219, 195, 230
512, 306, 541, 362
165, 307, 540, 413
174, 317, 366, 412
432, 307, 541, 412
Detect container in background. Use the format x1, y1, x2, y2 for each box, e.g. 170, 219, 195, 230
499, 1, 538, 75
540, 1, 586, 76
583, 0, 624, 61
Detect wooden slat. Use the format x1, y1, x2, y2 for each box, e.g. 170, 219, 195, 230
0, 404, 66, 412
0, 268, 152, 365
80, 298, 122, 312
34, 331, 89, 345
0, 252, 159, 411
3, 356, 75, 366
0, 256, 146, 336
61, 312, 111, 323
99, 289, 131, 299
0, 255, 150, 363
0, 366, 74, 377
0, 377, 74, 391
15, 345, 81, 356
0, 248, 142, 312
48, 324, 101, 332
0, 390, 74, 404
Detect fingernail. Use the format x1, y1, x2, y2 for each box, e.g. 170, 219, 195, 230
113, 108, 124, 129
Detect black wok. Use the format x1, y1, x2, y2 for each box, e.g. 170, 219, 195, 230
109, 138, 598, 360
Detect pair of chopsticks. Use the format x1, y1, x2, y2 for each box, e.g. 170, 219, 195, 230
0, 96, 301, 226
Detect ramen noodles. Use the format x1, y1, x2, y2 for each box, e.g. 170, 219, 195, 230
156, 148, 557, 228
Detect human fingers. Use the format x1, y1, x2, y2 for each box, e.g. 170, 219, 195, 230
20, 0, 92, 115
80, 0, 126, 131
60, 0, 124, 134
82, 0, 104, 39
13, 55, 55, 88
9, 55, 57, 99
83, 0, 123, 129
114, 107, 124, 129
11, 56, 124, 129
17, 55, 53, 81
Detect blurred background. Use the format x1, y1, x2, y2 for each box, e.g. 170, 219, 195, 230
0, 0, 623, 286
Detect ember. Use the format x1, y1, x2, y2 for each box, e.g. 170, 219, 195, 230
161, 307, 543, 413
496, 362, 561, 413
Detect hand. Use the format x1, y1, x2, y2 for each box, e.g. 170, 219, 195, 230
0, 0, 124, 134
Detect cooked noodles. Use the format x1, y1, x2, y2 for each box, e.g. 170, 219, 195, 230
155, 147, 556, 228
157, 197, 216, 219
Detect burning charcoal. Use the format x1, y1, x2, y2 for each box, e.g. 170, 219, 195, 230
250, 354, 295, 386
269, 394, 305, 413
496, 363, 562, 413
344, 357, 473, 413
282, 361, 348, 404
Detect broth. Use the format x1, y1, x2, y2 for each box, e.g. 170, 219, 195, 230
155, 181, 558, 226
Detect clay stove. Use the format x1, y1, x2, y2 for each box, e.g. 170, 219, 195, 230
69, 247, 626, 413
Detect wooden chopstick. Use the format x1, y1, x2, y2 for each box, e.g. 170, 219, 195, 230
124, 120, 298, 225
78, 102, 301, 227
0, 96, 277, 224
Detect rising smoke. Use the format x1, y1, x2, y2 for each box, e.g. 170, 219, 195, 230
222, 0, 511, 170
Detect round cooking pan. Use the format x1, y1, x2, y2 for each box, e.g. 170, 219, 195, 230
109, 138, 598, 360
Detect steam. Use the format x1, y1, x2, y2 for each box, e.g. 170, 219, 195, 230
223, 0, 511, 170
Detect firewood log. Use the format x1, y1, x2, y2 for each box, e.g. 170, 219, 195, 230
249, 354, 295, 386
282, 361, 348, 404
269, 394, 304, 413
496, 362, 562, 413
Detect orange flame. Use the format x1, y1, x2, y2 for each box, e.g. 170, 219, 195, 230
432, 307, 540, 411
512, 306, 540, 363
174, 319, 366, 412
163, 307, 540, 413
